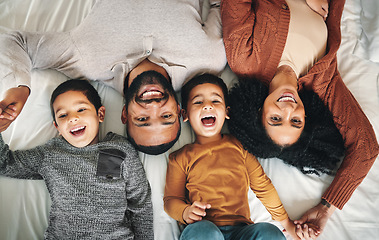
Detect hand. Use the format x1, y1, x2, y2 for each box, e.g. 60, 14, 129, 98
182, 201, 211, 224
280, 218, 301, 240
294, 201, 336, 239
306, 0, 329, 20
295, 223, 320, 240
0, 86, 30, 132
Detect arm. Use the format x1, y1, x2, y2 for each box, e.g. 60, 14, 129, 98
202, 1, 222, 38
0, 133, 43, 179
164, 153, 193, 225
124, 148, 154, 239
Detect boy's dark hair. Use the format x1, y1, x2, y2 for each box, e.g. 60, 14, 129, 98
181, 73, 228, 110
227, 78, 345, 176
50, 79, 102, 123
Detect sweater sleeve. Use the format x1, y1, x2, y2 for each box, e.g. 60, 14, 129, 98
163, 151, 190, 225
0, 133, 43, 179
245, 151, 288, 221
123, 146, 154, 239
311, 67, 379, 209
0, 30, 79, 91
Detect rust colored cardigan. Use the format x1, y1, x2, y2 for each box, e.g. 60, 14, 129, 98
221, 0, 379, 209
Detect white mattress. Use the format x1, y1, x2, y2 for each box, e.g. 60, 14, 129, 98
0, 0, 378, 239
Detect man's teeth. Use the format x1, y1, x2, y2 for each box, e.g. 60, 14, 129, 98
71, 126, 85, 133
142, 91, 162, 98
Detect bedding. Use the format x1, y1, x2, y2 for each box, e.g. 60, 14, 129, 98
0, 0, 378, 239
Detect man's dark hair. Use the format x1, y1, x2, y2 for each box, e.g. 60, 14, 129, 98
181, 73, 228, 110
227, 78, 345, 175
128, 126, 181, 155
50, 79, 102, 123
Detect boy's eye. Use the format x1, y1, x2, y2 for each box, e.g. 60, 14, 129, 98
194, 101, 202, 105
58, 114, 67, 119
212, 100, 221, 103
78, 108, 86, 112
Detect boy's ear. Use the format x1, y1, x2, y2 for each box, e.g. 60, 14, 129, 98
53, 121, 62, 135
98, 106, 106, 123
181, 109, 189, 122
226, 106, 230, 119
121, 105, 127, 124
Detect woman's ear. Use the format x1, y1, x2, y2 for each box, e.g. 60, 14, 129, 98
98, 106, 106, 123
226, 106, 230, 119
181, 109, 189, 122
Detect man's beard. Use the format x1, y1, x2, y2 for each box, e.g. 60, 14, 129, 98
124, 71, 177, 108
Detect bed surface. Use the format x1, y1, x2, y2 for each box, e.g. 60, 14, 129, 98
0, 0, 378, 239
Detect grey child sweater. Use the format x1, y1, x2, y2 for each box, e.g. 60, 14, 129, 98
0, 132, 153, 240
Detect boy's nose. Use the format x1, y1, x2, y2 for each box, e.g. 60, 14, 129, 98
203, 103, 213, 110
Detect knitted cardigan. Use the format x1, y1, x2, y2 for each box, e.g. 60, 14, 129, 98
0, 132, 153, 239
221, 0, 379, 209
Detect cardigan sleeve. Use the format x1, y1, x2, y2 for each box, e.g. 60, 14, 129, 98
310, 66, 379, 209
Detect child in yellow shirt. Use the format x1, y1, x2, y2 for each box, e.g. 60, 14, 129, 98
164, 74, 300, 240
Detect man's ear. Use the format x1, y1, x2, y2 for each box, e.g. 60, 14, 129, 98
181, 109, 189, 122
98, 106, 106, 123
226, 106, 230, 119
121, 105, 127, 124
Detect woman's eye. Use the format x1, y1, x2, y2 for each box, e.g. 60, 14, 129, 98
270, 116, 281, 122
291, 118, 302, 124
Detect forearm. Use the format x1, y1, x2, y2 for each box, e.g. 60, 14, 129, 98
163, 197, 189, 224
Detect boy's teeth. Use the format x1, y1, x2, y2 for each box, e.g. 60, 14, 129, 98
71, 126, 85, 133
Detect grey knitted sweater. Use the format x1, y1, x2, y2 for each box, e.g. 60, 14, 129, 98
0, 0, 226, 93
0, 132, 153, 240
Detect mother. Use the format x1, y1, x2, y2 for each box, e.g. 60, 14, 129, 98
221, 0, 379, 238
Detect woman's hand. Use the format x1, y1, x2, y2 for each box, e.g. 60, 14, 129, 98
182, 201, 211, 224
0, 86, 30, 132
306, 0, 329, 20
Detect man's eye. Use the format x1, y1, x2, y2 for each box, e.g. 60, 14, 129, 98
162, 114, 172, 119
137, 117, 147, 122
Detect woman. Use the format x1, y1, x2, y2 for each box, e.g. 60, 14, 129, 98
221, 0, 379, 238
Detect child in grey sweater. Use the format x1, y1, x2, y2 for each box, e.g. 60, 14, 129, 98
0, 79, 153, 240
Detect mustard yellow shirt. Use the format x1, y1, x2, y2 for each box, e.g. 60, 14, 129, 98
164, 134, 288, 226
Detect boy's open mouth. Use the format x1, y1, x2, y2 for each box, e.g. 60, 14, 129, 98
70, 126, 86, 136
201, 116, 216, 127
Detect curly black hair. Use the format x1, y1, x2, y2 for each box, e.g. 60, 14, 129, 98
227, 78, 345, 175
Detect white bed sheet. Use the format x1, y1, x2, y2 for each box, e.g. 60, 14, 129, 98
0, 0, 378, 239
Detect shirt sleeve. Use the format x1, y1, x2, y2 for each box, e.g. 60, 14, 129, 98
163, 151, 190, 225
0, 133, 43, 179
245, 150, 288, 221
0, 30, 79, 91
123, 147, 154, 239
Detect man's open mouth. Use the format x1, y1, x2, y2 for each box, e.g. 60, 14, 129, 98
70, 126, 86, 136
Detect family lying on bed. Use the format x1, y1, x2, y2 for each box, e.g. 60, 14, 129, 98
0, 0, 378, 239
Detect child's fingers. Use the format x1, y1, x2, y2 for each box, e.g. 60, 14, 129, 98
0, 105, 17, 120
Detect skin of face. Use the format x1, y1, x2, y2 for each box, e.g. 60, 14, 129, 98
122, 59, 181, 147
182, 83, 229, 144
261, 87, 305, 146
53, 90, 105, 148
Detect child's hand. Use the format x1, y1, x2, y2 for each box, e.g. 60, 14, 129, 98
182, 201, 211, 224
306, 0, 329, 20
280, 218, 301, 240
0, 86, 30, 132
295, 223, 320, 240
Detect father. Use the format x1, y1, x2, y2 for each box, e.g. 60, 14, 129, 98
0, 0, 226, 154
